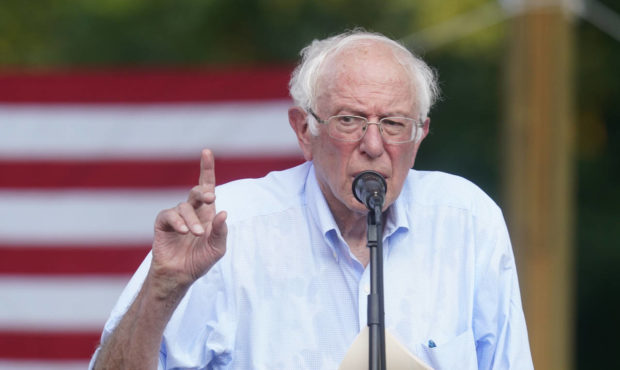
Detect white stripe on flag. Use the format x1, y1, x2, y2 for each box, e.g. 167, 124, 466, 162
0, 100, 299, 159
0, 276, 128, 330
0, 189, 186, 244
0, 360, 90, 370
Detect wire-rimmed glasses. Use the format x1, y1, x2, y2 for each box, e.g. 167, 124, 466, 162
308, 109, 422, 144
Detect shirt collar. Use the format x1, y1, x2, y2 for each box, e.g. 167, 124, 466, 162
384, 187, 410, 237
304, 163, 411, 253
305, 163, 341, 241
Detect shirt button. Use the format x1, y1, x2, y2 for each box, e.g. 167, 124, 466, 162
364, 284, 370, 294
332, 251, 337, 259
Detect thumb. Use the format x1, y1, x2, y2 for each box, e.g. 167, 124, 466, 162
208, 211, 228, 251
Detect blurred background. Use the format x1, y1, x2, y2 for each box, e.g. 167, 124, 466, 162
0, 0, 618, 369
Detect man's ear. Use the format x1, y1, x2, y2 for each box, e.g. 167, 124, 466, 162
419, 117, 431, 142
288, 107, 313, 161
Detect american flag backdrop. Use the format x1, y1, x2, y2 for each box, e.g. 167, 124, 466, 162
0, 67, 304, 369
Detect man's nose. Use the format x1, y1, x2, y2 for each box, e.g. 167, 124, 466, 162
359, 122, 385, 158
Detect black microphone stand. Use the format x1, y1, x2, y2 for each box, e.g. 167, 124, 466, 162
367, 200, 386, 370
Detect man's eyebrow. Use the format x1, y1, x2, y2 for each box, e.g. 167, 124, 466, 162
331, 104, 415, 118
330, 105, 363, 115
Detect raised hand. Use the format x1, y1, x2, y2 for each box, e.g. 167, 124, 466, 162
150, 149, 228, 289
93, 149, 229, 369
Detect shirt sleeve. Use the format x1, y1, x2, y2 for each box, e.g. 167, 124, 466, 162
89, 250, 236, 369
472, 207, 534, 369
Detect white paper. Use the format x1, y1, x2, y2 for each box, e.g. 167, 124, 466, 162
339, 327, 433, 370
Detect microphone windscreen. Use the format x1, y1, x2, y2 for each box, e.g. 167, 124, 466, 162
352, 171, 387, 208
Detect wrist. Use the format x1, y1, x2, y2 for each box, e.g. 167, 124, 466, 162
144, 265, 193, 303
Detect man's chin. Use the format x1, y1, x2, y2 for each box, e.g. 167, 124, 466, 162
347, 200, 372, 215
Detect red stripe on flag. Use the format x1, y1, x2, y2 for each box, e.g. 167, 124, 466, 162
0, 67, 294, 103
0, 245, 149, 276
0, 156, 305, 189
0, 331, 100, 360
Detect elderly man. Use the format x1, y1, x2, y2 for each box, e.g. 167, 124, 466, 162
91, 30, 533, 369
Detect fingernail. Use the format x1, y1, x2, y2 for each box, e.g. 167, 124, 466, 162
192, 224, 205, 234
180, 224, 189, 233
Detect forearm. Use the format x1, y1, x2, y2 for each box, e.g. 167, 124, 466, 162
93, 272, 191, 370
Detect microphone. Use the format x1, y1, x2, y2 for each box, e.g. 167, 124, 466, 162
352, 171, 387, 211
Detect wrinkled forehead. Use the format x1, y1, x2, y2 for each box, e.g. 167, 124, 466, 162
315, 41, 418, 113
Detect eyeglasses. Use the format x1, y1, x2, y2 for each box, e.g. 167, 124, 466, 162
308, 109, 423, 144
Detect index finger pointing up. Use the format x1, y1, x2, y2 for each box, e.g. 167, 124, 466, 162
199, 149, 216, 189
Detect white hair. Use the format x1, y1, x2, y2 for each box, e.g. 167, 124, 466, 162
289, 29, 440, 140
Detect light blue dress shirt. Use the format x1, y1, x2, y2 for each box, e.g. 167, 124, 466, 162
92, 161, 533, 369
